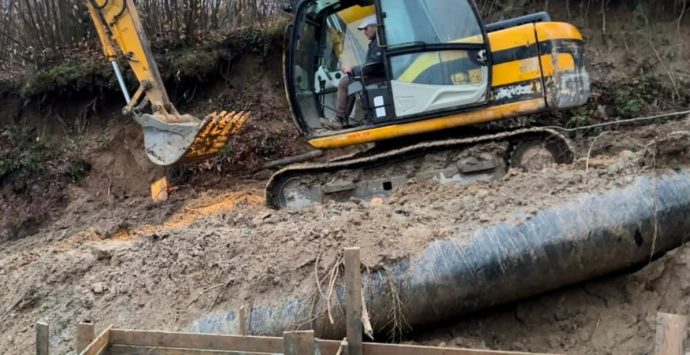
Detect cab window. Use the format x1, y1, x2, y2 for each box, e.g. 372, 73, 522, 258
380, 0, 484, 47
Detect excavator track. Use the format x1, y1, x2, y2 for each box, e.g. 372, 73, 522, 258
266, 127, 574, 209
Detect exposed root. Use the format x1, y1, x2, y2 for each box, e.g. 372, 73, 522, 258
293, 292, 326, 330
584, 131, 611, 185
361, 292, 374, 340
294, 253, 330, 330
384, 270, 411, 342
314, 253, 326, 300
326, 257, 343, 325
186, 283, 225, 308
210, 279, 235, 311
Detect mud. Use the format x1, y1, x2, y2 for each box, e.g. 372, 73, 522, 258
2, 3, 690, 354
415, 243, 690, 354
2, 117, 690, 354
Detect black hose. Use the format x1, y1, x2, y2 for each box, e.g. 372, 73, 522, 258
90, 0, 109, 10
111, 0, 128, 25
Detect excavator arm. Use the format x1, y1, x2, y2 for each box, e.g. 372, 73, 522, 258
86, 0, 249, 166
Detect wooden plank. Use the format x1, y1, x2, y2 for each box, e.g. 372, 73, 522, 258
283, 330, 314, 355
238, 306, 248, 336
344, 247, 363, 355
79, 325, 112, 355
334, 338, 348, 355
109, 329, 284, 353
36, 321, 49, 355
655, 313, 688, 355
108, 344, 276, 355
76, 323, 95, 353
107, 328, 553, 355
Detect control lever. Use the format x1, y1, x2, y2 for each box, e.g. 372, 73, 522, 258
321, 65, 333, 81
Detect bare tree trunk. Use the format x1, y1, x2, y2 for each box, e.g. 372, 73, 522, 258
31, 0, 48, 48
17, 0, 45, 51
1, 0, 291, 71
0, 0, 8, 60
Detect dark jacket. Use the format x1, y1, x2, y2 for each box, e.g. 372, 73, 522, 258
352, 37, 384, 77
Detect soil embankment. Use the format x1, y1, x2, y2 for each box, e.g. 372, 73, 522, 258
1, 1, 690, 354
2, 118, 690, 354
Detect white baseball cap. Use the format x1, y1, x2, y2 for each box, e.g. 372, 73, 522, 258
357, 15, 378, 30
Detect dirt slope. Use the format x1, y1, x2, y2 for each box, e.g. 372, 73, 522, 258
415, 243, 690, 354
2, 117, 690, 354
2, 2, 690, 354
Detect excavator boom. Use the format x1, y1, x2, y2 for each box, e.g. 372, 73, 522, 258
86, 0, 248, 166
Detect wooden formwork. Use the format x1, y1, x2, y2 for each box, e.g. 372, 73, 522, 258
39, 325, 555, 355
34, 248, 689, 355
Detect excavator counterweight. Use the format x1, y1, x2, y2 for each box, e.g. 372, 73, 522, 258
86, 0, 248, 166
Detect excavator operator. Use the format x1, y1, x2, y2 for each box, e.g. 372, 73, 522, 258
320, 15, 384, 130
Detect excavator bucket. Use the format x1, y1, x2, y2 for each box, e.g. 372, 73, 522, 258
134, 111, 250, 166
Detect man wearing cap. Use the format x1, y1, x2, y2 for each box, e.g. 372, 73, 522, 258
321, 15, 384, 130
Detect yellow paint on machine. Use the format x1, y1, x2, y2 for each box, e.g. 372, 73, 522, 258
535, 22, 584, 42
488, 24, 537, 52
395, 26, 540, 84
397, 22, 580, 87
337, 5, 375, 24
89, 0, 166, 105
308, 22, 583, 150
488, 22, 584, 52
397, 51, 473, 83
86, 2, 117, 59
492, 53, 575, 87
400, 51, 576, 89
309, 99, 546, 149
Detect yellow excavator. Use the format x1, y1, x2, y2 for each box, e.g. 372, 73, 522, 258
87, 0, 590, 208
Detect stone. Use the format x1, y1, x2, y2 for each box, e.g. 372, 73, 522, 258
92, 282, 105, 294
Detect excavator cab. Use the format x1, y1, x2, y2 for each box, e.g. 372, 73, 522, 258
286, 0, 492, 136
284, 0, 589, 151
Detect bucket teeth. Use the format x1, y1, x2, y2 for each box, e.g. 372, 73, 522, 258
179, 111, 250, 163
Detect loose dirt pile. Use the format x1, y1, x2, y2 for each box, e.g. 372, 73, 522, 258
1, 117, 690, 354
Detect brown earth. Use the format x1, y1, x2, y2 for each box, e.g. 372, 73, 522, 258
2, 2, 690, 354
415, 243, 690, 354
2, 117, 690, 354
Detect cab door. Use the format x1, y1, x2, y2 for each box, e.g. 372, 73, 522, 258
376, 0, 492, 119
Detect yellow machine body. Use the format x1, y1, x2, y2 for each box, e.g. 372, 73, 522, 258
307, 21, 588, 149
86, 0, 588, 176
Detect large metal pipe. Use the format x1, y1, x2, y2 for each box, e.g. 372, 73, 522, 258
190, 170, 690, 337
